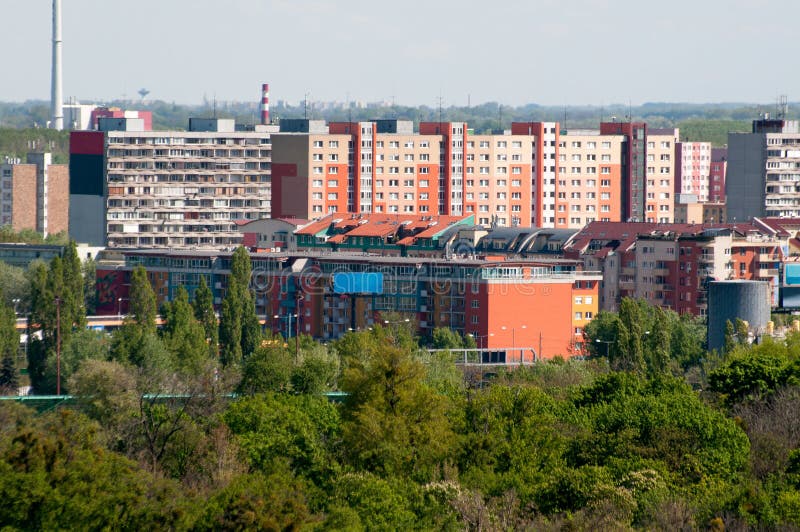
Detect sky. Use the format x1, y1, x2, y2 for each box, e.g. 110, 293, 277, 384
2, 0, 798, 107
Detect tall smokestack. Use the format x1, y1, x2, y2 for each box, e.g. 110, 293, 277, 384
51, 0, 63, 130
260, 83, 270, 125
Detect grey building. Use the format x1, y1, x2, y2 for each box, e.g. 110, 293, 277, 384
727, 118, 800, 222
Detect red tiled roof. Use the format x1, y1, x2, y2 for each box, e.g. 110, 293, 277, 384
295, 212, 468, 244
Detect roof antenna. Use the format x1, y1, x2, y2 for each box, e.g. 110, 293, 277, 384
213, 93, 217, 118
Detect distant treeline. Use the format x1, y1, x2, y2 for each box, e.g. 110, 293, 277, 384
1, 99, 793, 156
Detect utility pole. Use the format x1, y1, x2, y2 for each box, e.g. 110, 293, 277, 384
295, 293, 304, 361
55, 296, 61, 395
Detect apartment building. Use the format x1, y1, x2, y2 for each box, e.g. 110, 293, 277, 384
69, 117, 277, 248
272, 120, 534, 227
727, 118, 800, 221
554, 131, 624, 229
0, 153, 68, 235
564, 221, 782, 315
94, 247, 600, 359
676, 141, 712, 201
674, 201, 726, 224
597, 123, 677, 223
709, 148, 727, 203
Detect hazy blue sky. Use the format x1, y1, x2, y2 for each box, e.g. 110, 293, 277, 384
3, 0, 798, 107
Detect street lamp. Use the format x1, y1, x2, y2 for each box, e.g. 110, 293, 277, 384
595, 338, 613, 358
54, 296, 62, 396
501, 324, 527, 364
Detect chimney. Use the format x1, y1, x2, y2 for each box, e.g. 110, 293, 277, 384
51, 0, 63, 130
260, 83, 270, 125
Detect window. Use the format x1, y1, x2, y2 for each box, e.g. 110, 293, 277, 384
313, 167, 323, 174
312, 153, 323, 161
312, 179, 323, 187
328, 154, 339, 161
328, 167, 338, 174
601, 141, 611, 148
313, 140, 323, 148
574, 312, 582, 320
420, 180, 429, 187
312, 192, 322, 200
327, 192, 338, 200
329, 140, 339, 148
497, 140, 507, 148
327, 179, 338, 187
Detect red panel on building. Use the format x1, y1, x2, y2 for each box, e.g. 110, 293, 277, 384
70, 131, 105, 155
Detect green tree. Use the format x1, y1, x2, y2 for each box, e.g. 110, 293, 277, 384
0, 352, 17, 393
192, 276, 218, 358
735, 318, 750, 346
724, 320, 737, 354
196, 470, 313, 531
61, 241, 86, 330
225, 393, 341, 482
648, 306, 671, 375
82, 255, 97, 315
219, 246, 261, 367
239, 342, 293, 394
339, 329, 456, 481
127, 265, 157, 333
161, 286, 209, 373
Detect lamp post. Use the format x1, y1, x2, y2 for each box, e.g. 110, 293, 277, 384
54, 296, 62, 396
295, 293, 305, 361
595, 338, 612, 358
501, 324, 527, 364
273, 313, 297, 339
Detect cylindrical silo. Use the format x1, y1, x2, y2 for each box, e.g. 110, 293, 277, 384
707, 280, 770, 352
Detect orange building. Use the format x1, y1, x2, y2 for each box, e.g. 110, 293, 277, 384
272, 120, 534, 228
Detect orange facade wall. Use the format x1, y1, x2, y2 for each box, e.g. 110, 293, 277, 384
466, 280, 597, 360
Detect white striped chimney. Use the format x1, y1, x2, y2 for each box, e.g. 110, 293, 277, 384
260, 83, 270, 125
51, 0, 63, 131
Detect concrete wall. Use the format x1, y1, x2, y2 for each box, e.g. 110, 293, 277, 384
69, 195, 106, 245
726, 133, 765, 222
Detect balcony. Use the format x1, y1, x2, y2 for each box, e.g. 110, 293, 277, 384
758, 268, 780, 277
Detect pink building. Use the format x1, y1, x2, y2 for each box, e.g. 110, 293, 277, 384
709, 148, 727, 204
676, 142, 711, 201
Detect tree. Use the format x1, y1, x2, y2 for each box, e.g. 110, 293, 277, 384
239, 342, 293, 394
735, 318, 750, 346
127, 265, 157, 333
339, 329, 456, 481
724, 320, 737, 354
617, 298, 646, 372
647, 307, 671, 375
0, 352, 17, 393
192, 276, 218, 358
161, 286, 209, 373
219, 247, 260, 367
61, 241, 86, 329
82, 255, 97, 315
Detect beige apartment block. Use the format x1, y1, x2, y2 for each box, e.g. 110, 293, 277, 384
556, 132, 625, 229
645, 129, 678, 223
101, 121, 275, 248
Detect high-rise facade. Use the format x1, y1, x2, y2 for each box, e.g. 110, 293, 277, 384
69, 118, 276, 248
272, 119, 674, 229
676, 141, 712, 201
272, 120, 534, 227
0, 153, 68, 235
727, 118, 800, 221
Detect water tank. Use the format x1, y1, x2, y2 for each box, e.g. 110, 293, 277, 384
707, 280, 770, 352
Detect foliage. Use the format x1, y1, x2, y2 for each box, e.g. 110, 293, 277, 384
127, 265, 156, 333
192, 275, 218, 359
339, 328, 456, 481
161, 286, 209, 374
225, 393, 341, 483
219, 246, 260, 367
